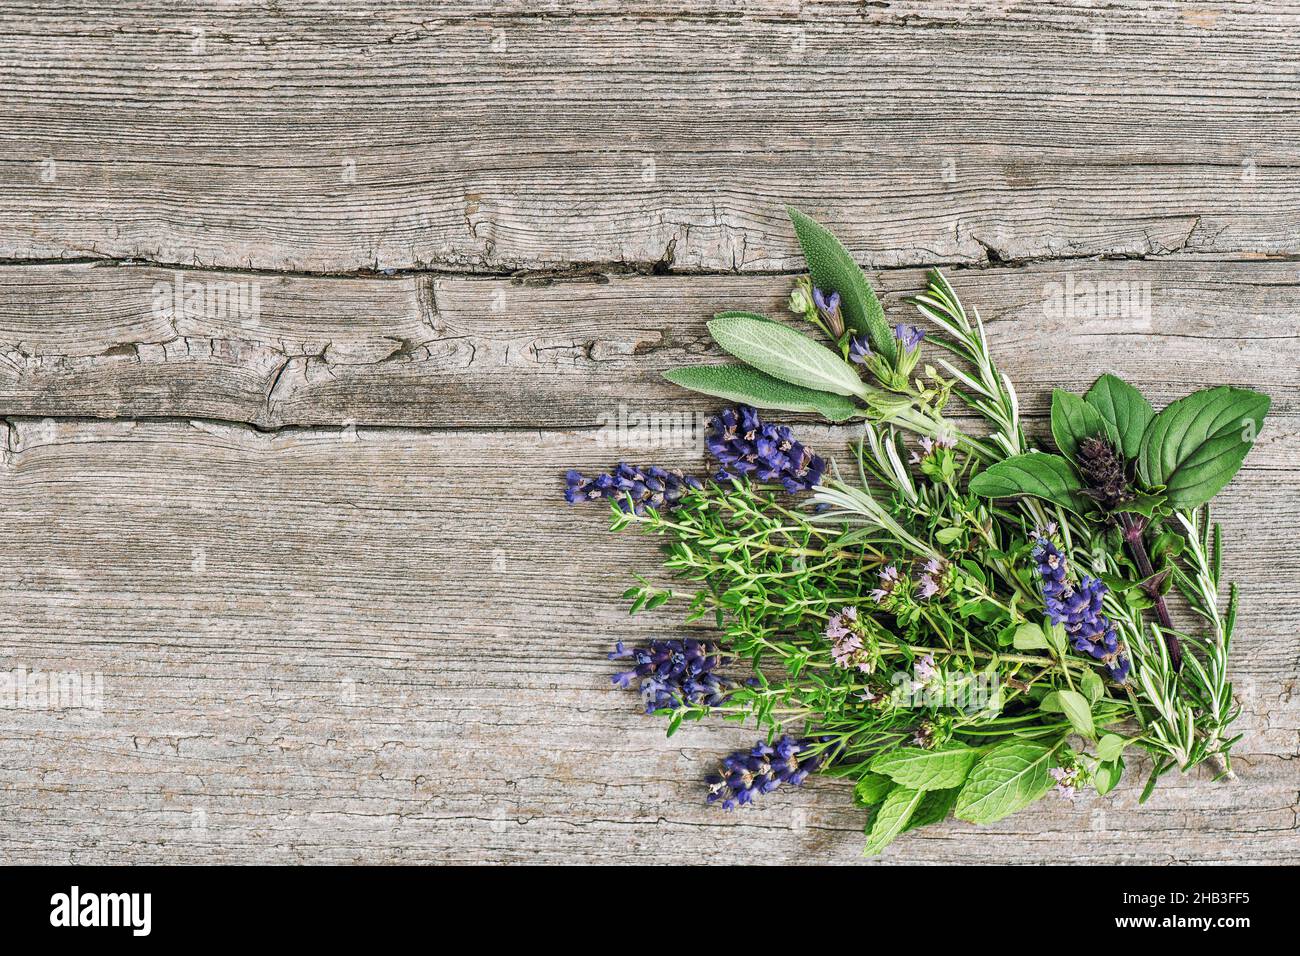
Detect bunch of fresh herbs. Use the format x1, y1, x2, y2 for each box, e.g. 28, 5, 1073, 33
564, 209, 1268, 854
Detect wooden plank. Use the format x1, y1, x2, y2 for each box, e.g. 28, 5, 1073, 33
1, 258, 1298, 429
0, 420, 1295, 863
2, 1, 1299, 272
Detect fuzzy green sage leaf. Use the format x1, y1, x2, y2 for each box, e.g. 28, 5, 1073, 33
707, 313, 869, 398
787, 207, 895, 362
863, 785, 926, 856
662, 363, 859, 421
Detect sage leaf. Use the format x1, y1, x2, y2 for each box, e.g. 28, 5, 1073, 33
1138, 386, 1270, 510
968, 452, 1092, 514
707, 314, 868, 397
662, 364, 859, 421
1085, 374, 1154, 460
1051, 389, 1118, 462
902, 787, 959, 833
863, 785, 926, 856
788, 207, 895, 362
1056, 689, 1096, 738
1097, 734, 1126, 762
870, 744, 978, 791
854, 771, 895, 806
955, 740, 1059, 825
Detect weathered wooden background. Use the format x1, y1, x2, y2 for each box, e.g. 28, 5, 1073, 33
1, 0, 1297, 864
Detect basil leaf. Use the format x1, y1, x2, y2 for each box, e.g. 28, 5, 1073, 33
707, 314, 868, 398
788, 207, 895, 362
869, 744, 978, 791
1056, 689, 1096, 738
967, 452, 1092, 514
1051, 389, 1117, 462
1085, 374, 1154, 460
853, 771, 895, 806
1138, 386, 1270, 510
662, 364, 859, 421
955, 740, 1058, 825
863, 785, 926, 856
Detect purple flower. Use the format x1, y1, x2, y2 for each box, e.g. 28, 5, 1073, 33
916, 557, 946, 600
870, 564, 902, 604
894, 324, 925, 353
812, 288, 845, 336
812, 288, 840, 316
826, 606, 874, 672
705, 735, 823, 810
909, 433, 956, 465
848, 334, 872, 365
609, 639, 731, 714
566, 463, 702, 515
1050, 766, 1080, 798
1032, 538, 1130, 681
707, 406, 827, 493
910, 653, 938, 691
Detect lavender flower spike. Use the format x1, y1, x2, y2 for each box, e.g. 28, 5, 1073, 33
705, 735, 823, 810
609, 639, 731, 714
566, 463, 702, 515
1032, 537, 1130, 681
707, 406, 827, 493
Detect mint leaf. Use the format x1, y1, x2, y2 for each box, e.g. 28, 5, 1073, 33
902, 787, 959, 833
662, 364, 859, 421
787, 207, 895, 362
968, 452, 1092, 514
955, 740, 1058, 825
869, 745, 978, 791
1051, 388, 1117, 462
1085, 374, 1155, 460
707, 314, 868, 398
863, 785, 925, 856
1138, 386, 1270, 510
853, 771, 895, 806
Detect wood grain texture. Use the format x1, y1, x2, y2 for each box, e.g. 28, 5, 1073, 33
2, 0, 1298, 865
0, 258, 1298, 429
2, 0, 1299, 272
0, 421, 1295, 864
